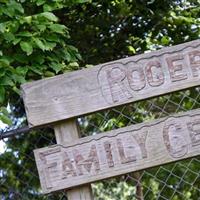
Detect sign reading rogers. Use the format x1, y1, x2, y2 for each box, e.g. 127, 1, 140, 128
34, 109, 200, 194
98, 50, 200, 104
22, 40, 200, 127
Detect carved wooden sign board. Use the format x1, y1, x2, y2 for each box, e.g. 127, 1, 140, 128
22, 40, 200, 127
21, 40, 200, 194
34, 109, 200, 193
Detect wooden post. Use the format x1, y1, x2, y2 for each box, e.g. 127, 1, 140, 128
133, 172, 144, 200
54, 119, 94, 200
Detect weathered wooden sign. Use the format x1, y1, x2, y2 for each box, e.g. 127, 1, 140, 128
34, 109, 200, 194
22, 39, 200, 127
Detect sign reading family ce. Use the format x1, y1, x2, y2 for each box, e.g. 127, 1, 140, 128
34, 109, 200, 193
22, 40, 200, 127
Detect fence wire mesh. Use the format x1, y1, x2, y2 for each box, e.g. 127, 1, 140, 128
0, 87, 200, 200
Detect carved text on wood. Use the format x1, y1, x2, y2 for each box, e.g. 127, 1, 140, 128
22, 40, 200, 127
34, 109, 200, 193
98, 50, 200, 103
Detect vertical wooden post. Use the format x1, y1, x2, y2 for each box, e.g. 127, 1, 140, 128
133, 172, 144, 200
54, 119, 94, 200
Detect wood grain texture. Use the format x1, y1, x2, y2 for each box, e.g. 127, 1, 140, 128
54, 120, 94, 200
22, 39, 200, 127
34, 108, 200, 194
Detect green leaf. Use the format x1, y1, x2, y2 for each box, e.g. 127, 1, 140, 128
46, 34, 60, 42
35, 24, 46, 31
31, 54, 45, 64
0, 58, 10, 67
12, 38, 21, 45
0, 0, 8, 3
16, 66, 28, 76
9, 21, 19, 33
49, 24, 67, 34
50, 62, 63, 73
0, 76, 14, 86
23, 16, 32, 24
3, 32, 15, 42
43, 41, 56, 50
0, 114, 12, 126
0, 23, 6, 33
36, 0, 46, 6
43, 4, 53, 12
0, 69, 5, 77
63, 51, 72, 62
20, 41, 33, 55
3, 7, 14, 18
12, 86, 21, 95
161, 36, 170, 45
29, 66, 43, 75
68, 62, 79, 69
0, 85, 5, 103
1, 106, 9, 116
76, 53, 82, 60
17, 31, 32, 37
12, 74, 26, 84
10, 1, 24, 14
67, 45, 78, 52
40, 12, 58, 22
33, 38, 45, 51
44, 71, 55, 77
128, 45, 136, 54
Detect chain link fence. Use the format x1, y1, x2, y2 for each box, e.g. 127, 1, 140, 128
0, 86, 200, 200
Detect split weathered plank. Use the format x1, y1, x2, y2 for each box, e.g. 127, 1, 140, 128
54, 120, 94, 200
22, 39, 200, 127
34, 108, 200, 194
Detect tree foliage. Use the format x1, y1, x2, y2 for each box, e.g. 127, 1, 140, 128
0, 0, 87, 124
0, 0, 200, 199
